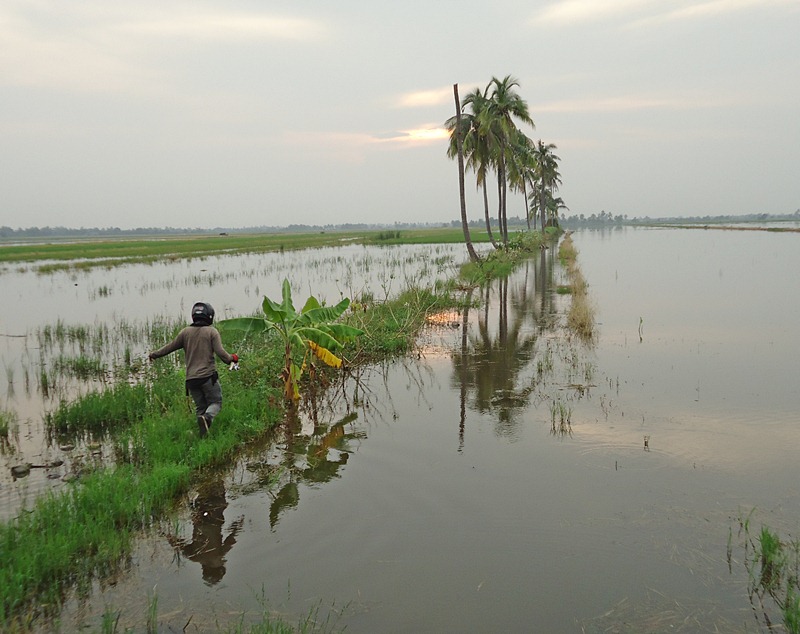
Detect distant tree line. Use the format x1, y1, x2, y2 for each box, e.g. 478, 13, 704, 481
0, 222, 450, 240
559, 210, 800, 229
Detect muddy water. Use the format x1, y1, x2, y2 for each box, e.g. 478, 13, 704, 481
9, 228, 800, 631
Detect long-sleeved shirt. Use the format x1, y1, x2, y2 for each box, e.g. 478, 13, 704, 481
150, 325, 234, 381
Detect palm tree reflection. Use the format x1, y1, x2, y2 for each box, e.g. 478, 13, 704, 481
453, 247, 559, 444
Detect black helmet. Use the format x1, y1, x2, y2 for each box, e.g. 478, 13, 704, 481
191, 302, 215, 325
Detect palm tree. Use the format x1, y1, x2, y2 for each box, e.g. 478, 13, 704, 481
446, 75, 536, 248
482, 76, 535, 244
451, 84, 480, 263
531, 140, 561, 232
445, 87, 501, 249
529, 186, 568, 229
546, 195, 569, 228
506, 130, 538, 231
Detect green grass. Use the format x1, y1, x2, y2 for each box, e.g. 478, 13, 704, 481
459, 230, 548, 285
345, 286, 465, 359
45, 373, 178, 439
0, 227, 496, 272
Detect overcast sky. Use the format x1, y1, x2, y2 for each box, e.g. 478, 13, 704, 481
1, 0, 798, 230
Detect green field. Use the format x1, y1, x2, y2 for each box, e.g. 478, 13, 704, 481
0, 228, 496, 270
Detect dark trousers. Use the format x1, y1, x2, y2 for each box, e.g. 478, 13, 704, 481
187, 376, 222, 422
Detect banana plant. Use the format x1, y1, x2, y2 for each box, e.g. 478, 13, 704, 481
219, 279, 362, 402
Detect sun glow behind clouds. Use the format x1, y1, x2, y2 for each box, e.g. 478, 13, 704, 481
403, 127, 449, 141
396, 87, 452, 108
284, 125, 448, 164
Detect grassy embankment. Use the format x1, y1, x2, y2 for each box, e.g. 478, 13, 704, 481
2, 227, 550, 629
459, 228, 558, 284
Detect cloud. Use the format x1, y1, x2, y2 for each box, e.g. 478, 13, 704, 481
631, 0, 798, 26
531, 0, 652, 25
0, 18, 160, 93
117, 12, 326, 41
534, 92, 746, 113
531, 0, 797, 27
0, 4, 327, 93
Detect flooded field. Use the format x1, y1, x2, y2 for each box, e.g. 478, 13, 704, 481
3, 228, 800, 632
0, 242, 482, 518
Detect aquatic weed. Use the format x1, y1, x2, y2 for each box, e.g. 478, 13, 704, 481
735, 512, 800, 633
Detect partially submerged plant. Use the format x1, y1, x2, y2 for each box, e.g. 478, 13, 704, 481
736, 512, 800, 633
219, 279, 363, 402
558, 234, 594, 342
0, 408, 14, 438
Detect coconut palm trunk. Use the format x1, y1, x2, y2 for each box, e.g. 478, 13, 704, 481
482, 182, 499, 248
453, 84, 480, 263
540, 195, 547, 233
497, 160, 509, 245
522, 178, 531, 231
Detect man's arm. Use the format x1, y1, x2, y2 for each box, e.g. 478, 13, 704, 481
149, 331, 185, 360
210, 329, 237, 365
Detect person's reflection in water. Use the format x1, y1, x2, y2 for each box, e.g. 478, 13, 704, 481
169, 478, 243, 585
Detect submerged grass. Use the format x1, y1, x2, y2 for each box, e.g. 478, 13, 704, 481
51, 354, 106, 380
558, 233, 595, 342
0, 408, 14, 438
93, 591, 341, 634
735, 512, 800, 633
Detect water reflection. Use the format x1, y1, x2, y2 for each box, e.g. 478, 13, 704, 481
452, 247, 560, 443
269, 411, 365, 530
168, 478, 243, 585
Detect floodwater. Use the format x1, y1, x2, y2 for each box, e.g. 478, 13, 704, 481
0, 242, 483, 518
4, 228, 800, 632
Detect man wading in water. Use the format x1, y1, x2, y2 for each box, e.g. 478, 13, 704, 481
149, 302, 239, 437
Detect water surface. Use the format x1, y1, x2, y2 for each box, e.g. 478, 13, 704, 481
6, 228, 800, 631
